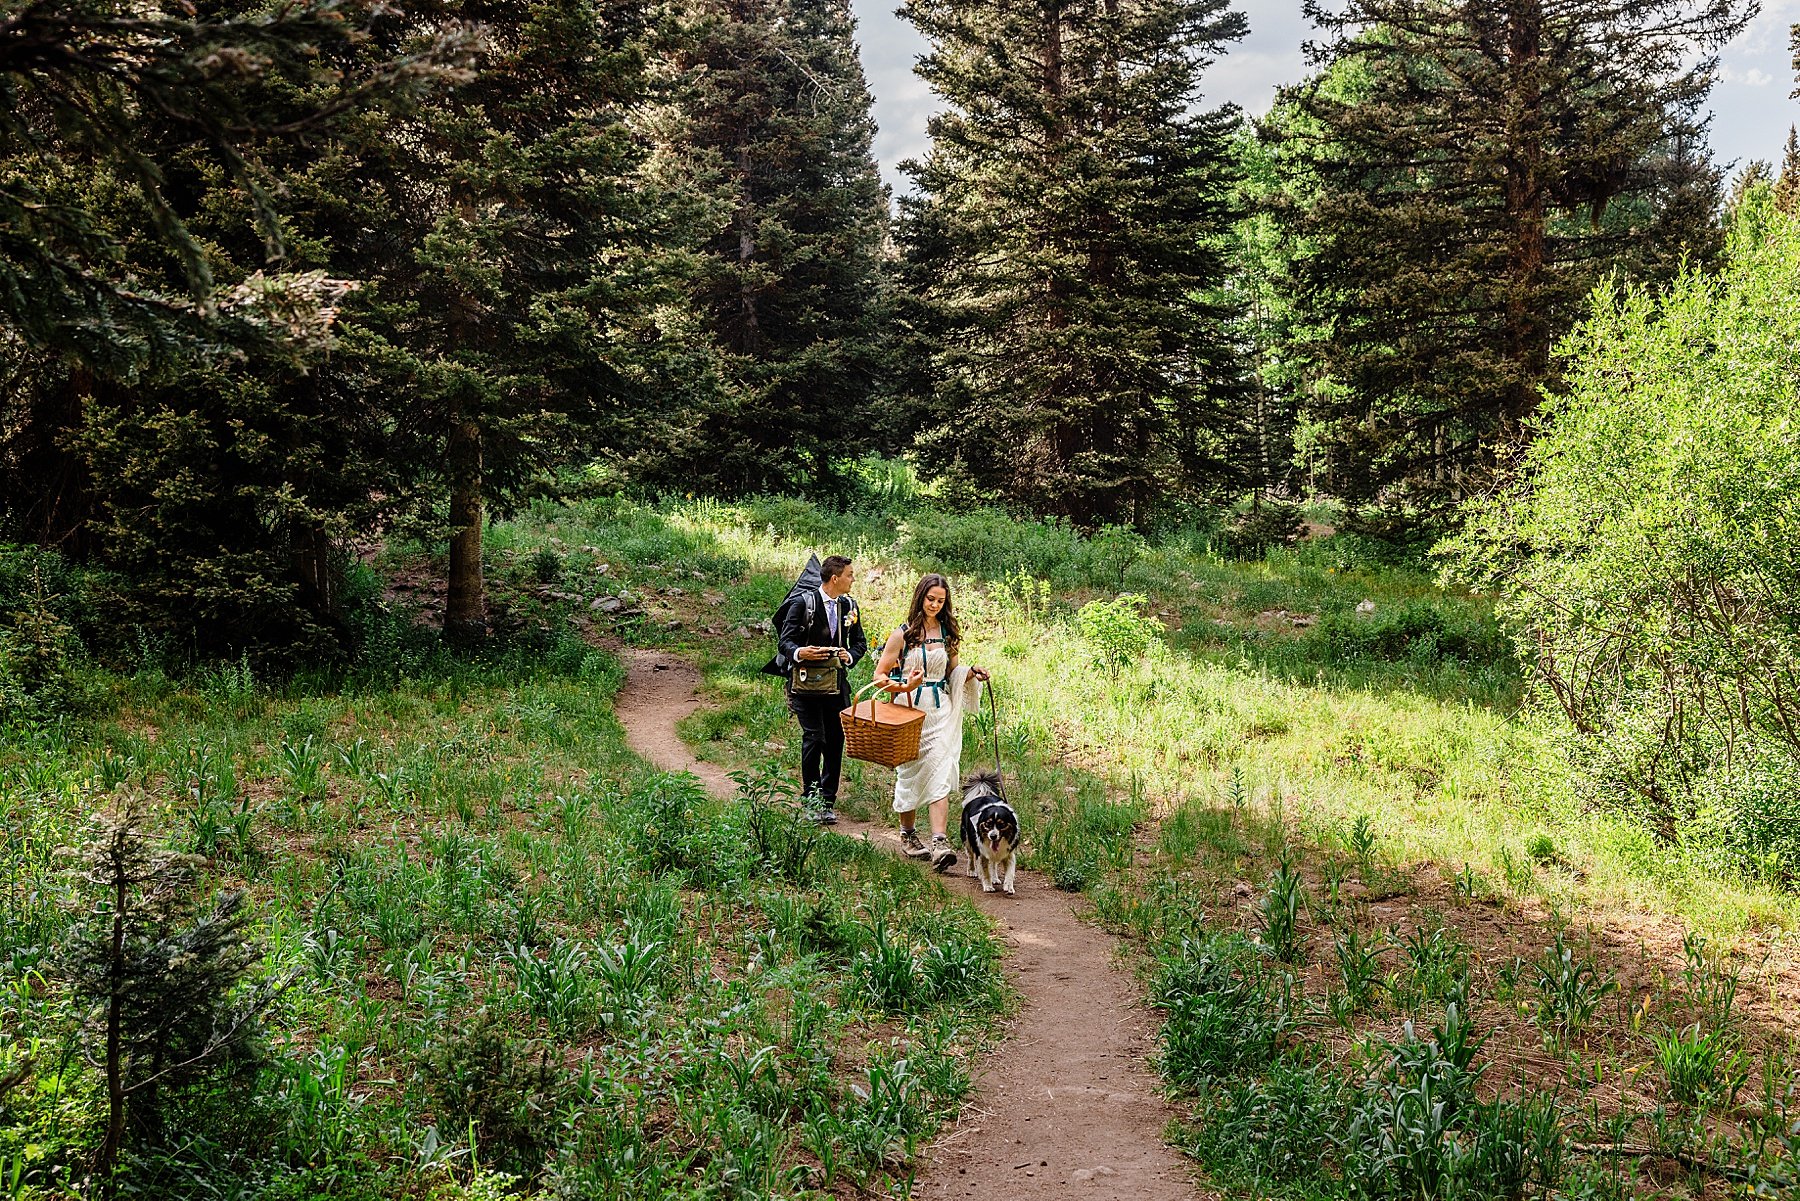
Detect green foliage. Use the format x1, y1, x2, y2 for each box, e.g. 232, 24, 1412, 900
1273, 0, 1744, 508
1450, 208, 1800, 875
899, 0, 1250, 524
1260, 850, 1308, 964
1527, 934, 1617, 1041
422, 1019, 570, 1181
58, 798, 270, 1180
1025, 785, 1143, 892
1653, 1023, 1746, 1108
1308, 600, 1508, 669
899, 507, 1084, 583
1082, 525, 1150, 587
1219, 501, 1306, 560
1076, 594, 1164, 677
628, 0, 891, 495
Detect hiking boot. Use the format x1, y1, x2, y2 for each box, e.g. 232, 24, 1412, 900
930, 835, 957, 873
899, 828, 930, 859
814, 802, 838, 826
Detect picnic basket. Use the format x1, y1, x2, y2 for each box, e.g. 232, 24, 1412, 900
840, 681, 926, 768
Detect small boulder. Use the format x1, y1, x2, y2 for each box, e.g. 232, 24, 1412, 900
1355, 599, 1377, 617
593, 596, 624, 614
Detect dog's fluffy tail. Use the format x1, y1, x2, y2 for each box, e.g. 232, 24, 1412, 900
964, 768, 1003, 791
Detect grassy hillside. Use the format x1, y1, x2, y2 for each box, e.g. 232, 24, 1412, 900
0, 621, 1005, 1197
6, 488, 1800, 1197
481, 491, 1800, 1198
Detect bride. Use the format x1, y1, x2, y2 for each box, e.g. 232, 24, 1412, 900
874, 573, 990, 871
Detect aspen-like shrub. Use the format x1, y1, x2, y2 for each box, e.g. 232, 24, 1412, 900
1450, 198, 1800, 881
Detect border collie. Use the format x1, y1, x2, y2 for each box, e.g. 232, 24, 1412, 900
959, 770, 1019, 896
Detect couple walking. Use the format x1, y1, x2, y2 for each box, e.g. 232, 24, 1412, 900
765, 555, 989, 870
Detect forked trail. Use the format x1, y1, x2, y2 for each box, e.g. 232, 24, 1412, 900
611, 647, 1205, 1201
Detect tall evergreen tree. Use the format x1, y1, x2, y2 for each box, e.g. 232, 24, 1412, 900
629, 0, 889, 496
0, 0, 473, 651
1271, 0, 1749, 509
379, 0, 671, 642
899, 0, 1249, 527
1774, 126, 1800, 214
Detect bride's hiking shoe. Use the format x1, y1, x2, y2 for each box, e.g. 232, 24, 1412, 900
930, 835, 957, 873
899, 828, 930, 859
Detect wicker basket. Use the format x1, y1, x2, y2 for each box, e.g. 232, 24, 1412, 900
840, 681, 926, 768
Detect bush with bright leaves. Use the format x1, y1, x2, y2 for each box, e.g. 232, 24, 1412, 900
1448, 202, 1800, 879
1076, 593, 1163, 676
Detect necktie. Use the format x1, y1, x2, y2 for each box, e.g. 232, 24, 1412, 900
827, 600, 839, 640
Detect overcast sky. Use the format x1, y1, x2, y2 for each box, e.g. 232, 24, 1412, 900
851, 0, 1800, 195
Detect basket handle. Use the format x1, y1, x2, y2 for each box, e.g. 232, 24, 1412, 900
850, 679, 891, 719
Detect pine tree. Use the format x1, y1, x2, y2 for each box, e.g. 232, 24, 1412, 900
899, 0, 1249, 527
0, 0, 473, 651
629, 0, 890, 496
1271, 0, 1748, 509
61, 798, 269, 1192
0, 0, 469, 373
388, 0, 671, 642
1774, 126, 1800, 214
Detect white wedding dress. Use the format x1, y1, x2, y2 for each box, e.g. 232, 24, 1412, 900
889, 634, 984, 813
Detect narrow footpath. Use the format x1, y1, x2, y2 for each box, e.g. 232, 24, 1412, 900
610, 647, 1206, 1201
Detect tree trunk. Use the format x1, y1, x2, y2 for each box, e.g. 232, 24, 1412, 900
444, 404, 486, 644
1501, 0, 1547, 442
291, 520, 339, 627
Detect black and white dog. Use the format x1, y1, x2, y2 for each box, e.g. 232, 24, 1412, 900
959, 769, 1020, 896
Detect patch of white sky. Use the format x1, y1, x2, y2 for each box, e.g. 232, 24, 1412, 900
850, 0, 1800, 196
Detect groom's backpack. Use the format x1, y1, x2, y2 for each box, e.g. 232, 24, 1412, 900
760, 555, 823, 677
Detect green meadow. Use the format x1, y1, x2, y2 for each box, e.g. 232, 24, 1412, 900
5, 487, 1799, 1197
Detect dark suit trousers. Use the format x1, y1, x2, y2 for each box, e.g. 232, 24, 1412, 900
789, 687, 847, 802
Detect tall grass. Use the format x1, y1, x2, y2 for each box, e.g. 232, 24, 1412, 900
505, 491, 1800, 937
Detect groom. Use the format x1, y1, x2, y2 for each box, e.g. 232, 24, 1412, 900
773, 555, 866, 823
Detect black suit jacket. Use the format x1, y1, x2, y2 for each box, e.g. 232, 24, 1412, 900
773, 591, 867, 695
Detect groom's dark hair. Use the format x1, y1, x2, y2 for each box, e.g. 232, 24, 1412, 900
820, 555, 852, 583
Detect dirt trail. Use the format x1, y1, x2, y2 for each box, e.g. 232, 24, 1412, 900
611, 647, 1204, 1201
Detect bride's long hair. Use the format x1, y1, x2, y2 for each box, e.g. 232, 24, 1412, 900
901, 573, 961, 653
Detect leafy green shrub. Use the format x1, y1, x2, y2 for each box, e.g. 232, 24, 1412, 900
1154, 935, 1288, 1085
1307, 599, 1507, 667
1075, 593, 1163, 676
849, 923, 919, 1013
1654, 1023, 1746, 1107
1025, 788, 1142, 891
1260, 852, 1307, 964
920, 931, 996, 1003
1335, 504, 1445, 568
1218, 502, 1306, 559
625, 774, 741, 884
1448, 208, 1800, 869
421, 1019, 569, 1180
1528, 934, 1616, 1040
898, 507, 1083, 582
1078, 524, 1149, 587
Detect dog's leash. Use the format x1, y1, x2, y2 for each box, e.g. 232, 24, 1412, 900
983, 678, 1002, 780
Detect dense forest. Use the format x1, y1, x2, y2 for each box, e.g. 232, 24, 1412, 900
8, 0, 1800, 1196
3, 0, 1779, 650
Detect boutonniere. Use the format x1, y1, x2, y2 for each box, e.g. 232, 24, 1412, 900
847, 609, 860, 626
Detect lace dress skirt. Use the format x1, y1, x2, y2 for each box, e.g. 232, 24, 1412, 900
890, 640, 983, 813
